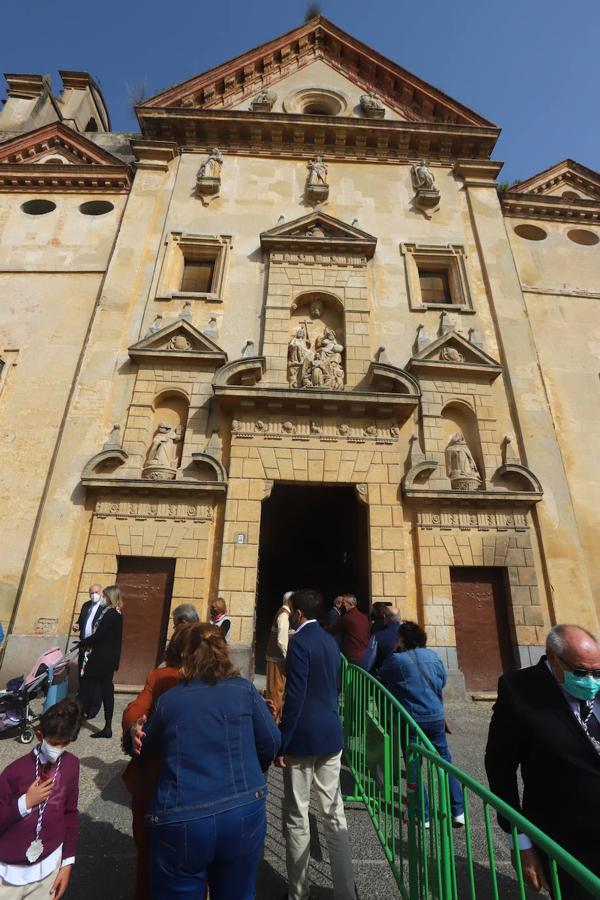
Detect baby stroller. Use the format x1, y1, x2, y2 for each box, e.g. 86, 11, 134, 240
0, 647, 74, 743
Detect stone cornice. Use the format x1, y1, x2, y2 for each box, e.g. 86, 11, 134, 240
139, 16, 495, 128
454, 159, 504, 186
136, 108, 499, 163
81, 476, 227, 495
403, 486, 542, 507
501, 192, 600, 225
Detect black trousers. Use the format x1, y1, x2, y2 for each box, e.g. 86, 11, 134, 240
79, 671, 115, 725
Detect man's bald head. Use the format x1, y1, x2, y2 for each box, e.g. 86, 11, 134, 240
546, 624, 600, 684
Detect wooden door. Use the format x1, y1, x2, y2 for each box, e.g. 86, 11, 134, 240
450, 567, 516, 692
115, 557, 175, 687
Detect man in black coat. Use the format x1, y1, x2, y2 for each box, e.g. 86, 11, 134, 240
485, 624, 600, 898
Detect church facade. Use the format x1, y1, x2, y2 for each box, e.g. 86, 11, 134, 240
1, 18, 599, 691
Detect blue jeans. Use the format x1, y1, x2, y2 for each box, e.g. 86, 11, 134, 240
404, 719, 464, 820
149, 797, 266, 899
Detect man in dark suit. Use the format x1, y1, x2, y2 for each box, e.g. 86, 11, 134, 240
75, 583, 105, 645
485, 624, 600, 898
276, 589, 355, 900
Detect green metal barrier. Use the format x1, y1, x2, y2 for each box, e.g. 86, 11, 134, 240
340, 656, 600, 899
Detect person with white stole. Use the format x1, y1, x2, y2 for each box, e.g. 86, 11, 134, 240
0, 699, 81, 899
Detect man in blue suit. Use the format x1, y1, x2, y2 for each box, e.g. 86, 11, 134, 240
276, 589, 355, 900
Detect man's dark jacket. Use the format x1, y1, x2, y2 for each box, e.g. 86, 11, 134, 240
280, 621, 344, 757
485, 657, 600, 854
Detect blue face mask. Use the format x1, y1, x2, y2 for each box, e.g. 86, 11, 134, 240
563, 671, 600, 702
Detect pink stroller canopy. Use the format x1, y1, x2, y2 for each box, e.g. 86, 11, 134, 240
23, 647, 64, 685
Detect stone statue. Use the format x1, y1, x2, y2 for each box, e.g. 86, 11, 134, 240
445, 432, 481, 488
360, 92, 385, 118
146, 422, 182, 470
412, 159, 435, 191
309, 298, 323, 318
198, 148, 223, 179
307, 326, 345, 390
307, 156, 328, 186
287, 324, 311, 387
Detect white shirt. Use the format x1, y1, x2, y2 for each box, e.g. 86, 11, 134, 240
0, 747, 74, 886
83, 601, 102, 639
293, 619, 317, 636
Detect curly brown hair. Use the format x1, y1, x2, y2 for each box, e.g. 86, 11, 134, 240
179, 623, 239, 685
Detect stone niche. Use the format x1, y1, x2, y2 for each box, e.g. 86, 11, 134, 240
287, 291, 346, 391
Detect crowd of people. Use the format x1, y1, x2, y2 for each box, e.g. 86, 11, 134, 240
0, 584, 598, 899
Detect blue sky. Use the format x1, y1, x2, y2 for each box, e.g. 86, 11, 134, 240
1, 0, 598, 182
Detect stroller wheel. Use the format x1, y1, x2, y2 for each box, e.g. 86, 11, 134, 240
20, 726, 35, 744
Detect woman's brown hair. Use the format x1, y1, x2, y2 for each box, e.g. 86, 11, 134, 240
179, 623, 239, 685
164, 624, 190, 668
211, 597, 227, 615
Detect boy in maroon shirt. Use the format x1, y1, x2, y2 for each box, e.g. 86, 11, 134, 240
0, 699, 81, 898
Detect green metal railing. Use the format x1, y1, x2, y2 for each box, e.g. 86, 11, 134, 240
340, 656, 600, 899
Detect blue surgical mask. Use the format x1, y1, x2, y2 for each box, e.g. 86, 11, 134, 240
563, 671, 600, 702
41, 739, 65, 763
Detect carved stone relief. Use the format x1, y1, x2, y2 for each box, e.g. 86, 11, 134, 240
359, 92, 385, 119
417, 508, 527, 531
166, 334, 193, 352
229, 416, 401, 443
287, 323, 345, 390
250, 90, 276, 112
95, 497, 213, 521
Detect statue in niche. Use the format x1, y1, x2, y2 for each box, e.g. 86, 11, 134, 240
307, 156, 328, 186
360, 92, 385, 118
412, 159, 436, 191
198, 148, 223, 179
445, 432, 481, 490
287, 324, 311, 387
143, 422, 182, 480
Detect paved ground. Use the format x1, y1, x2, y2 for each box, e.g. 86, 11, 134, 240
0, 694, 535, 899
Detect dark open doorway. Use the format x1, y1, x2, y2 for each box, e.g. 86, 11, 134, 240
255, 483, 370, 675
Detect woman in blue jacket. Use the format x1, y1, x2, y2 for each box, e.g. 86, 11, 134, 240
138, 623, 281, 899
379, 621, 464, 825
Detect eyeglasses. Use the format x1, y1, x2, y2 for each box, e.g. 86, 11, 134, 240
558, 655, 600, 679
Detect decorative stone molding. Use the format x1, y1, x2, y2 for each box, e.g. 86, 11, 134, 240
94, 496, 214, 521
416, 508, 528, 530
250, 90, 276, 112
400, 243, 473, 312
129, 320, 228, 367
355, 484, 369, 504
82, 447, 129, 479
260, 210, 377, 259
191, 452, 228, 484
226, 414, 404, 443
213, 356, 265, 388
155, 233, 232, 303
405, 331, 502, 382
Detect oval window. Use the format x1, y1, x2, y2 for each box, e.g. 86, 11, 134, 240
79, 200, 114, 216
21, 199, 56, 216
514, 223, 547, 242
567, 229, 599, 247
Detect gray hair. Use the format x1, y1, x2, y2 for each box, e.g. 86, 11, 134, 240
344, 595, 358, 608
283, 591, 294, 604
383, 606, 401, 623
172, 603, 200, 625
546, 624, 598, 655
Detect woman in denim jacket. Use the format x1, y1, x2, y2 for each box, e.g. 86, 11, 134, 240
137, 623, 281, 899
379, 621, 464, 826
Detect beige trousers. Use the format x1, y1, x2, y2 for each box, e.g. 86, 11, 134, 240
283, 751, 355, 900
0, 867, 59, 898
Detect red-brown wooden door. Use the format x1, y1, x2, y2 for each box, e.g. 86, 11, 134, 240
450, 567, 516, 692
115, 557, 175, 687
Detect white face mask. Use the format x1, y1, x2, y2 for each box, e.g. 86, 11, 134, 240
41, 739, 65, 763
90, 592, 102, 604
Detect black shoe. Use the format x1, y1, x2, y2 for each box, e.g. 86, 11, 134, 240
91, 726, 112, 739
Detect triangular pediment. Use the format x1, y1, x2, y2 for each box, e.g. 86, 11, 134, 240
260, 209, 377, 257
406, 331, 502, 381
129, 319, 227, 365
508, 159, 600, 202
139, 17, 492, 128
0, 122, 126, 167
